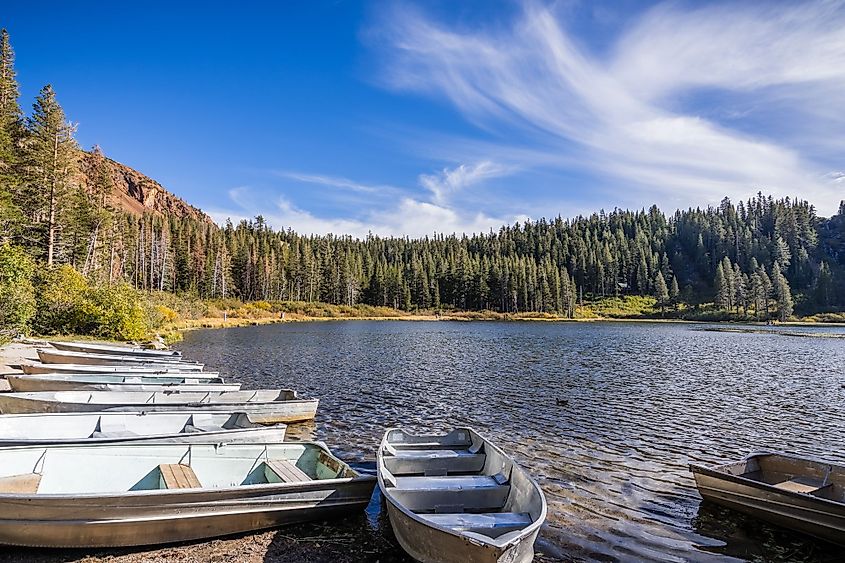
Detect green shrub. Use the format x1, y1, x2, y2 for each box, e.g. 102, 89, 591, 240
33, 265, 90, 334
0, 244, 36, 333
34, 266, 152, 340
86, 283, 149, 340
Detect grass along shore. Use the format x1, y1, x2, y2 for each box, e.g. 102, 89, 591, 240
4, 292, 843, 348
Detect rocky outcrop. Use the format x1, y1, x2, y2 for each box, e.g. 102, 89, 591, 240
78, 152, 213, 223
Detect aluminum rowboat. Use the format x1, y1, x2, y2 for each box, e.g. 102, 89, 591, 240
6, 374, 239, 393
690, 452, 845, 546
49, 341, 181, 358
0, 390, 319, 424
21, 362, 218, 376
378, 427, 547, 563
0, 411, 286, 446
37, 349, 203, 369
0, 441, 375, 547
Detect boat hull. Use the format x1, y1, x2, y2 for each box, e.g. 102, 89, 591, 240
21, 363, 216, 376
692, 466, 845, 546
37, 349, 202, 370
50, 341, 180, 358
0, 395, 319, 424
384, 496, 539, 563
0, 412, 286, 446
0, 473, 374, 548
6, 376, 239, 393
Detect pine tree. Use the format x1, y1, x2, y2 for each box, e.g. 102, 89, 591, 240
669, 275, 679, 310
814, 262, 833, 307
773, 265, 793, 321
654, 271, 669, 315
714, 262, 730, 310
0, 29, 20, 128
0, 29, 22, 239
22, 85, 80, 264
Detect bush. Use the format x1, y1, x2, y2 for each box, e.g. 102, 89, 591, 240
34, 266, 152, 340
33, 265, 90, 335
0, 244, 36, 333
86, 283, 149, 340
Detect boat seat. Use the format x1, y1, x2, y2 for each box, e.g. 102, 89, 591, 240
158, 464, 201, 489
772, 477, 831, 495
391, 475, 510, 512
0, 473, 41, 493
264, 459, 312, 483
419, 512, 532, 537
384, 449, 486, 475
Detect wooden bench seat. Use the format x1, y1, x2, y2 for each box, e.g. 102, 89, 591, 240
265, 459, 312, 483
0, 473, 41, 494
420, 512, 532, 536
159, 463, 201, 489
772, 477, 830, 495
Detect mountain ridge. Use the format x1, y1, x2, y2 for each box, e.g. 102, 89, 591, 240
78, 151, 213, 223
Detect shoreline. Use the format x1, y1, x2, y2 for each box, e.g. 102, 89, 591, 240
163, 314, 845, 335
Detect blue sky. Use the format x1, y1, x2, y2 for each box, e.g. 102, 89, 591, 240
5, 1, 845, 236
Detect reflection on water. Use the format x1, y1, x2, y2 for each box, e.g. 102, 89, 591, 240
178, 321, 845, 562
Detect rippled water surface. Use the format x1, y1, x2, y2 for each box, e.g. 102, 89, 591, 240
177, 321, 845, 562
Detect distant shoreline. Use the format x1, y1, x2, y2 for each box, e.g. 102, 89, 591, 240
165, 314, 845, 334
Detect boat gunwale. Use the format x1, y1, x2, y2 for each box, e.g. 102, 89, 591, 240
690, 452, 845, 509
377, 426, 547, 551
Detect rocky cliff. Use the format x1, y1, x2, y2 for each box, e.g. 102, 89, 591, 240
79, 152, 213, 223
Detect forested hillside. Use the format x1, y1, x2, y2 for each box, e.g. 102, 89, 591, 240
1, 28, 844, 339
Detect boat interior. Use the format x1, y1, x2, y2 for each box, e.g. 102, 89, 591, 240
380, 428, 543, 544
21, 363, 220, 376
0, 412, 264, 440
718, 453, 845, 502
13, 390, 300, 404
15, 374, 228, 385
0, 442, 352, 494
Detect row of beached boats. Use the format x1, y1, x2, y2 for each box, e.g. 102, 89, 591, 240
0, 340, 549, 563
4, 341, 842, 558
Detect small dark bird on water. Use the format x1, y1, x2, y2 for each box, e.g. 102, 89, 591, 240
556, 398, 569, 406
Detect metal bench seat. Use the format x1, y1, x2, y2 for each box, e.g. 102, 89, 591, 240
384, 449, 486, 475
419, 512, 532, 537
391, 475, 510, 512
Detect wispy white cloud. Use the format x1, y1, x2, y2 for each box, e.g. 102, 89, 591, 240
419, 160, 512, 204
375, 1, 845, 215
209, 190, 524, 238
209, 161, 524, 237
273, 171, 400, 194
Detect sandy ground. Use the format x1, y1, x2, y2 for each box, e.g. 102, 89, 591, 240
0, 341, 37, 391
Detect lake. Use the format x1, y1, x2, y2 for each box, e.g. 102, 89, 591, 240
177, 321, 845, 562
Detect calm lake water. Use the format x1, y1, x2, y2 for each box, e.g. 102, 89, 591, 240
177, 321, 845, 562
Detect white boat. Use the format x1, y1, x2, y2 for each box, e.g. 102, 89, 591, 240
0, 390, 319, 423
37, 349, 203, 370
6, 374, 240, 393
0, 411, 286, 446
50, 340, 182, 358
378, 428, 547, 563
0, 441, 375, 547
20, 362, 219, 376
